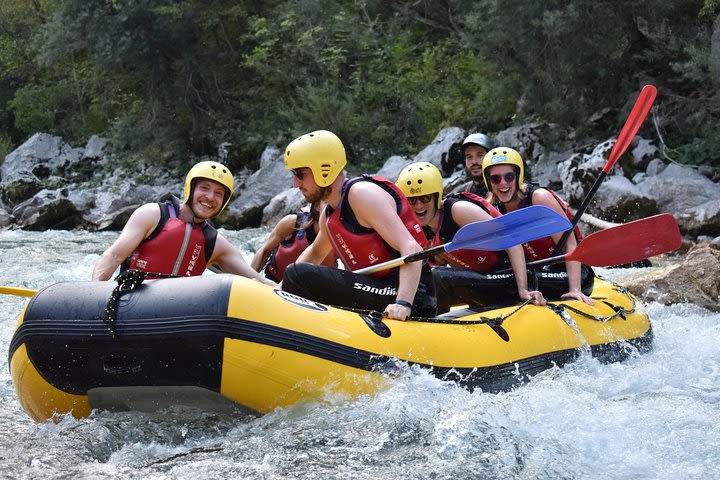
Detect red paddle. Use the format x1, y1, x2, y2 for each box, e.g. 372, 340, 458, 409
553, 85, 658, 254
524, 213, 681, 269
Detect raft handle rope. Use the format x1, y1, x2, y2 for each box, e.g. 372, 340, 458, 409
547, 286, 637, 324
340, 298, 533, 342
103, 269, 178, 337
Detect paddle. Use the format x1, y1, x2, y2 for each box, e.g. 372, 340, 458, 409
353, 205, 572, 275
0, 286, 37, 297
510, 213, 682, 270
553, 84, 658, 254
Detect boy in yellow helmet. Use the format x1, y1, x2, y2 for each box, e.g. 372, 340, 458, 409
92, 161, 274, 285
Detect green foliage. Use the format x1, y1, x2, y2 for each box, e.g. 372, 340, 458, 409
0, 0, 716, 171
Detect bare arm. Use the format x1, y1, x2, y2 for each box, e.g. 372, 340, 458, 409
92, 203, 160, 281
351, 183, 423, 321
532, 189, 593, 305
451, 202, 545, 305
249, 214, 297, 272
211, 235, 276, 286
295, 208, 334, 265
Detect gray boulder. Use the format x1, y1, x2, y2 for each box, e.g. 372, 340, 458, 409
585, 174, 658, 222
261, 188, 306, 227
375, 155, 412, 182
0, 170, 42, 206
413, 126, 465, 176
636, 163, 720, 215
12, 189, 83, 230
623, 247, 720, 312
224, 145, 293, 228
676, 198, 720, 237
629, 137, 658, 171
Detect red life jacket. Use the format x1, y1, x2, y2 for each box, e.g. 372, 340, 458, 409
326, 175, 427, 277
432, 193, 503, 272
126, 197, 217, 277
264, 211, 337, 282
498, 184, 583, 261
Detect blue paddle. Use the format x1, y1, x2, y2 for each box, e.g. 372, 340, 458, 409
354, 205, 572, 275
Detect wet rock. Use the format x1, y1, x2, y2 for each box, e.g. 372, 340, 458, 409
584, 175, 658, 222
645, 158, 667, 177
0, 209, 12, 228
636, 163, 720, 215
676, 198, 720, 237
261, 188, 306, 227
629, 137, 658, 171
376, 155, 412, 182
0, 171, 42, 206
12, 189, 83, 230
224, 145, 292, 229
413, 127, 465, 176
623, 247, 720, 312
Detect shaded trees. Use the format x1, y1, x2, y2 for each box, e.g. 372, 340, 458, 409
0, 0, 717, 169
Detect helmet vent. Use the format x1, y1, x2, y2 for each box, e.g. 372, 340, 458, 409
320, 163, 332, 179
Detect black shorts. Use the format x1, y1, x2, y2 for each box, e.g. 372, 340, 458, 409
282, 263, 437, 318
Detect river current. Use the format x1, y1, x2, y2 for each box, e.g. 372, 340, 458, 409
0, 229, 719, 479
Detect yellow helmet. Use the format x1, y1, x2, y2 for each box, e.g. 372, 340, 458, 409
284, 130, 347, 187
396, 162, 443, 208
183, 161, 235, 214
482, 147, 525, 191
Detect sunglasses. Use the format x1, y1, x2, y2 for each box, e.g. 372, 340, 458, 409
408, 195, 433, 205
489, 172, 516, 185
291, 168, 307, 180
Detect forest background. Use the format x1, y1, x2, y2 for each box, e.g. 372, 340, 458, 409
1, 0, 719, 174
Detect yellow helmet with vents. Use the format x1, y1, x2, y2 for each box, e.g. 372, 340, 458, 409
284, 130, 347, 187
396, 162, 443, 208
482, 147, 525, 191
183, 161, 235, 214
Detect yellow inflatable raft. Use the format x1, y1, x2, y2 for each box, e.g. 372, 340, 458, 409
8, 273, 651, 422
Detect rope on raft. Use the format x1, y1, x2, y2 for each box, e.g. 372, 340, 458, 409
103, 269, 177, 337
342, 284, 638, 342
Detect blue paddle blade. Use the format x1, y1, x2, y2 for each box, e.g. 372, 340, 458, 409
447, 205, 572, 252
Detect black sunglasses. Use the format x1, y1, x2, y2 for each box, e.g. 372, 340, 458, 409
408, 195, 433, 205
291, 168, 307, 180
489, 172, 516, 185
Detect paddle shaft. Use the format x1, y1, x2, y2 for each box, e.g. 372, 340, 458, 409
553, 85, 657, 254
0, 286, 38, 297
354, 244, 446, 275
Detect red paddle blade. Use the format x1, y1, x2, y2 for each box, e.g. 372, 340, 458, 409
604, 84, 658, 173
567, 213, 681, 267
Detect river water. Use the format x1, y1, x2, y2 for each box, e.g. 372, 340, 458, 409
1, 230, 719, 479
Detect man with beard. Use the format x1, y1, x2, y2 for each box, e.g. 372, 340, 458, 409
92, 161, 275, 286
450, 132, 495, 197
280, 130, 436, 320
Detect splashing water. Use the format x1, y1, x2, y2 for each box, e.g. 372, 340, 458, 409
1, 230, 718, 479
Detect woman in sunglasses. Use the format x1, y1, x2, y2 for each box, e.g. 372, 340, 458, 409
483, 148, 594, 305
396, 162, 545, 313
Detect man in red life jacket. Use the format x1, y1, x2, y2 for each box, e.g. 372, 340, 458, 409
280, 130, 436, 320
92, 161, 275, 286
